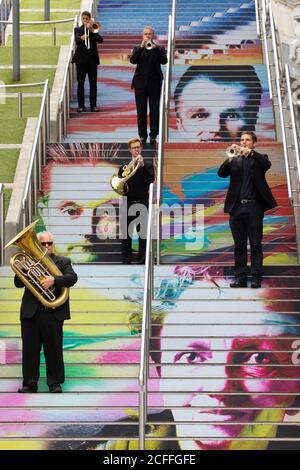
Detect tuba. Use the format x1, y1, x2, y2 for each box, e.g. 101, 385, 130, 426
5, 220, 69, 309
110, 159, 141, 196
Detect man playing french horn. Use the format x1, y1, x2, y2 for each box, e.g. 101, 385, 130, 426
119, 138, 154, 264
218, 132, 277, 288
15, 231, 78, 394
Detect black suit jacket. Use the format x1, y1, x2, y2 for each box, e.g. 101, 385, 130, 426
72, 25, 103, 65
218, 150, 277, 214
118, 160, 154, 200
130, 45, 167, 89
14, 254, 78, 321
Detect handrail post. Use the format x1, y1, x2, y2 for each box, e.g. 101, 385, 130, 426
12, 0, 20, 81
269, 3, 292, 200
285, 63, 300, 183
165, 15, 172, 141
157, 81, 165, 265
0, 185, 4, 266
139, 183, 154, 450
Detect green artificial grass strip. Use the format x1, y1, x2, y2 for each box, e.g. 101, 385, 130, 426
4, 188, 11, 217
0, 119, 27, 144
20, 11, 77, 21
0, 97, 42, 120
0, 47, 60, 65
0, 150, 20, 183
0, 68, 55, 87
21, 0, 81, 9
6, 35, 71, 47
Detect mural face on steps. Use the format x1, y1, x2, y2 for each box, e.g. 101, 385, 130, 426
0, 265, 299, 449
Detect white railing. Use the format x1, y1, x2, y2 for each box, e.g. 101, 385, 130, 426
258, 0, 300, 259
165, 0, 176, 141
58, 15, 78, 142
21, 80, 50, 227
156, 81, 165, 265
0, 183, 4, 265
139, 183, 154, 450
0, 16, 77, 46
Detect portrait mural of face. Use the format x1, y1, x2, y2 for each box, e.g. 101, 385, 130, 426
37, 143, 125, 262
172, 65, 274, 142
121, 266, 300, 451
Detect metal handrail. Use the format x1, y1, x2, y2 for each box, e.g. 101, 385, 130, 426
58, 15, 78, 141
164, 14, 172, 140
261, 0, 272, 99
165, 0, 176, 141
21, 79, 49, 227
269, 2, 292, 199
285, 63, 300, 183
156, 80, 165, 265
0, 81, 45, 88
254, 0, 261, 37
0, 17, 76, 25
0, 183, 4, 266
139, 182, 154, 450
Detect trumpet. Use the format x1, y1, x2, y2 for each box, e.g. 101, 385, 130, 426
226, 144, 252, 159
145, 40, 156, 50
226, 144, 241, 159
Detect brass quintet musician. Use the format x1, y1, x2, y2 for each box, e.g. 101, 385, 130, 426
130, 26, 167, 146
72, 10, 103, 113
218, 132, 277, 288
118, 138, 154, 264
10, 228, 78, 393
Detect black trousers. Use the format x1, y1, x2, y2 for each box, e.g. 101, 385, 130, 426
76, 60, 98, 108
229, 201, 264, 279
134, 81, 161, 140
21, 309, 65, 387
120, 199, 148, 262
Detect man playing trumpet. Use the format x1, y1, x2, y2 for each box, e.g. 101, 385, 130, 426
72, 11, 103, 113
130, 26, 167, 146
218, 132, 277, 288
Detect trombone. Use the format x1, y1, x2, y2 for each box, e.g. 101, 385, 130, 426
84, 19, 102, 49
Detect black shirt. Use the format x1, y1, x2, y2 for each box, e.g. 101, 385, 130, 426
118, 160, 154, 201
239, 154, 259, 200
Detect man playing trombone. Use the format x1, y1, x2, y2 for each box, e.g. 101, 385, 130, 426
72, 11, 103, 113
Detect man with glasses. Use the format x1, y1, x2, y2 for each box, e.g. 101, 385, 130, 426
119, 138, 154, 264
15, 232, 78, 394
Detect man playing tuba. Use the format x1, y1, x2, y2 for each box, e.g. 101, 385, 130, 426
15, 231, 78, 394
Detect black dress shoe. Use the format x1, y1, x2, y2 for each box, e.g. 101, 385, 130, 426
140, 138, 147, 146
49, 384, 62, 393
90, 107, 100, 112
18, 385, 38, 393
77, 107, 85, 113
150, 138, 157, 147
251, 278, 262, 288
230, 279, 247, 288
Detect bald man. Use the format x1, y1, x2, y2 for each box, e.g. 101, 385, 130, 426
15, 232, 78, 393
